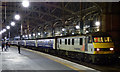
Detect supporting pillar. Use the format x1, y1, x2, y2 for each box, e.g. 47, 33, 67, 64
80, 20, 83, 34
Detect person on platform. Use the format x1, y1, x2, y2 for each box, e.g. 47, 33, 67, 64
18, 42, 21, 54
2, 41, 5, 51
5, 41, 8, 51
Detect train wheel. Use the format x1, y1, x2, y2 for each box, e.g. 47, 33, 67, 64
65, 51, 68, 56
91, 58, 95, 64
84, 54, 89, 62
91, 57, 97, 64
88, 56, 92, 63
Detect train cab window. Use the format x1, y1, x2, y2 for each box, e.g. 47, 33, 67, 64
72, 39, 74, 45
94, 37, 113, 43
94, 37, 103, 42
68, 39, 70, 45
60, 39, 62, 44
104, 37, 112, 42
79, 38, 83, 45
65, 39, 67, 45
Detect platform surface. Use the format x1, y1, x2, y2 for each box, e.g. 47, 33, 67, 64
0, 46, 97, 72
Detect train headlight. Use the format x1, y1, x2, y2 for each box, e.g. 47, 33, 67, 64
110, 48, 114, 51
97, 48, 100, 51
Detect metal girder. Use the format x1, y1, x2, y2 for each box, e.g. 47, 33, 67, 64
75, 6, 98, 16
82, 10, 100, 20
37, 3, 75, 15
31, 7, 61, 20
2, 2, 102, 38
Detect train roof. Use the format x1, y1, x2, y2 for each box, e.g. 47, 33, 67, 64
19, 32, 111, 40
88, 32, 111, 37
56, 32, 111, 38
24, 37, 55, 40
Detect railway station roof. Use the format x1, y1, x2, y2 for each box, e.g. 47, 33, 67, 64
1, 2, 120, 39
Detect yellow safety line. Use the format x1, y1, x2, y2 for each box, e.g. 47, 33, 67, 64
45, 55, 84, 72
13, 46, 84, 72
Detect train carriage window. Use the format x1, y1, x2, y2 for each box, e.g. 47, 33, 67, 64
72, 39, 74, 45
68, 39, 70, 45
60, 39, 62, 44
79, 38, 83, 45
65, 39, 67, 45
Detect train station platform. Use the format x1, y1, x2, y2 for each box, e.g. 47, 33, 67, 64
0, 46, 97, 72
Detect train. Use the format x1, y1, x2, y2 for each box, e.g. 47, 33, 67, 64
10, 32, 118, 64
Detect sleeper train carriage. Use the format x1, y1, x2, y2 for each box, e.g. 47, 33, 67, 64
10, 32, 117, 63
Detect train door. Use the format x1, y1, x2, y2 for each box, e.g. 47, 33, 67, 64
85, 36, 88, 51
87, 36, 94, 53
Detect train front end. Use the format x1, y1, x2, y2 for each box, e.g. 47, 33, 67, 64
90, 32, 117, 63
93, 37, 114, 54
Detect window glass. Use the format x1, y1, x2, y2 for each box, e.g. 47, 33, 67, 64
94, 37, 103, 42
65, 39, 67, 45
60, 39, 62, 44
104, 37, 112, 42
68, 39, 70, 45
72, 39, 74, 45
93, 37, 112, 43
80, 38, 83, 45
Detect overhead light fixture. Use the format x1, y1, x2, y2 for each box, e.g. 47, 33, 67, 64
95, 21, 100, 26
22, 0, 30, 7
6, 26, 10, 29
62, 28, 65, 31
75, 25, 80, 29
38, 33, 40, 35
15, 14, 20, 20
11, 21, 15, 26
3, 29, 6, 32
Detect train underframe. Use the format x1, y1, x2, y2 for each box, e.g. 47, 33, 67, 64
57, 50, 117, 64
13, 45, 118, 64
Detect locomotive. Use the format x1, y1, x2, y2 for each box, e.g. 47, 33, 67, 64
10, 32, 117, 63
